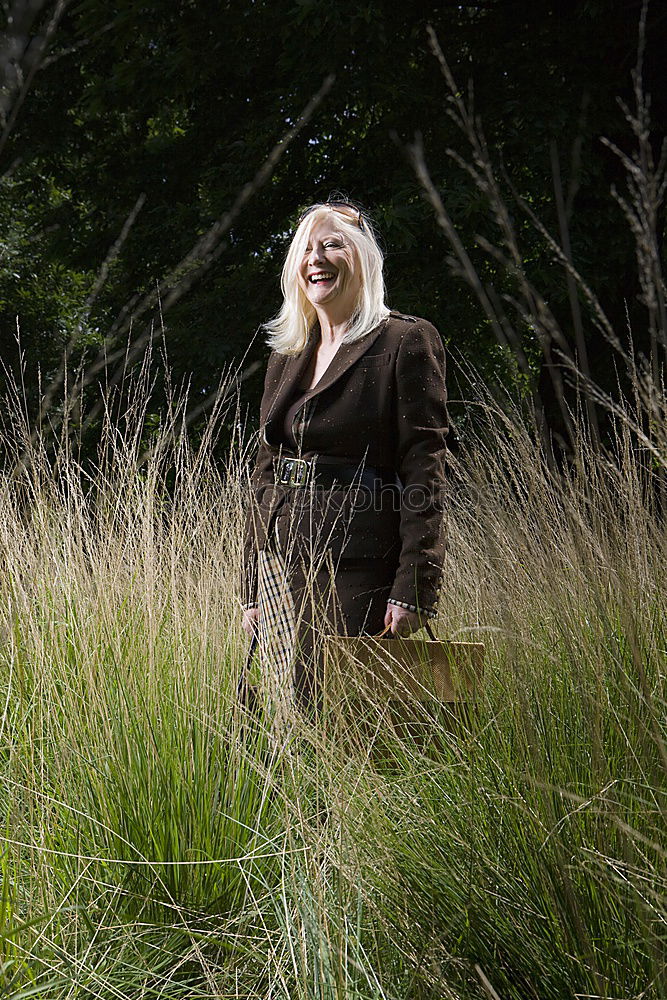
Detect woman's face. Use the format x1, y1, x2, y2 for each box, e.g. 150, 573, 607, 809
297, 214, 362, 318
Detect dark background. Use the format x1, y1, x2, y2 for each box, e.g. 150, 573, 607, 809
1, 0, 665, 457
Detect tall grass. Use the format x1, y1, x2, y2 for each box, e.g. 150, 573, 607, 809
2, 23, 666, 992
338, 391, 667, 999
0, 344, 664, 998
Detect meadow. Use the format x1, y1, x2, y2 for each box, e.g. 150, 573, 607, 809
0, 353, 664, 1000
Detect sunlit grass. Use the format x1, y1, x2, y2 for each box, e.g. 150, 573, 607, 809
0, 360, 664, 999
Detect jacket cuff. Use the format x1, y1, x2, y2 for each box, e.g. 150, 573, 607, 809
388, 562, 442, 619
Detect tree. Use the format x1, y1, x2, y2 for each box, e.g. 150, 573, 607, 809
1, 0, 664, 455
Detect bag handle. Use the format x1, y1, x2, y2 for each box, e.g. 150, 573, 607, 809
375, 620, 437, 640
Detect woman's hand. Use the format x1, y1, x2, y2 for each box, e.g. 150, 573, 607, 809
242, 606, 260, 637
384, 603, 420, 637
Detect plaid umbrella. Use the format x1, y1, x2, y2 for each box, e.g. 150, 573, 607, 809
239, 546, 297, 737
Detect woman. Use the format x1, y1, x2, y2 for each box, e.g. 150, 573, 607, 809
241, 198, 448, 710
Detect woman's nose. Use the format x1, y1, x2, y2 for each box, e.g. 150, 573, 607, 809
308, 242, 324, 264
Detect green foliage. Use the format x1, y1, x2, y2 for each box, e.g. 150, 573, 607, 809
0, 357, 665, 996
1, 0, 665, 456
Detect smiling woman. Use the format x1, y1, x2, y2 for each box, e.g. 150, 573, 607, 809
240, 197, 449, 712
299, 216, 360, 310
264, 201, 389, 355
294, 216, 363, 389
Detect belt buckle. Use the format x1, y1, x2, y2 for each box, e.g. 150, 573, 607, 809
278, 456, 310, 487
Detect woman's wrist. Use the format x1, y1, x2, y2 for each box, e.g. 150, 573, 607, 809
387, 597, 437, 619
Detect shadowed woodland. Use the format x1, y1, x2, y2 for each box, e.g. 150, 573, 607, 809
1, 0, 666, 458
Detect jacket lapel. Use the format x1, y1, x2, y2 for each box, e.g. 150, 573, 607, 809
304, 315, 389, 401
263, 325, 319, 429
262, 315, 389, 447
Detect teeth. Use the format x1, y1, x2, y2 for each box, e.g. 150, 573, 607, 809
310, 272, 334, 283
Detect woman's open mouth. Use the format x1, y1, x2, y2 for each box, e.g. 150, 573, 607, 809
308, 271, 336, 285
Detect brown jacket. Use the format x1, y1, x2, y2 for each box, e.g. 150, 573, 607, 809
242, 311, 449, 614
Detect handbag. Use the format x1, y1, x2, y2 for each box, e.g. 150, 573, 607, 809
323, 621, 484, 704
239, 622, 484, 713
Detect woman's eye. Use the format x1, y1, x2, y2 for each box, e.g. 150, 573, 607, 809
303, 241, 341, 254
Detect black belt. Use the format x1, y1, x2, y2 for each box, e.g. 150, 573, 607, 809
274, 454, 401, 491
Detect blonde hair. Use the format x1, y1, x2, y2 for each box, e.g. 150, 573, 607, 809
264, 203, 390, 354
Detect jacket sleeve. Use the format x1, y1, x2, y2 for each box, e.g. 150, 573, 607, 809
389, 320, 448, 616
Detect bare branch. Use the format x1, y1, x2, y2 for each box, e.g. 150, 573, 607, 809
64, 74, 336, 445
38, 18, 114, 70
28, 192, 147, 454
0, 0, 71, 160
550, 139, 600, 446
